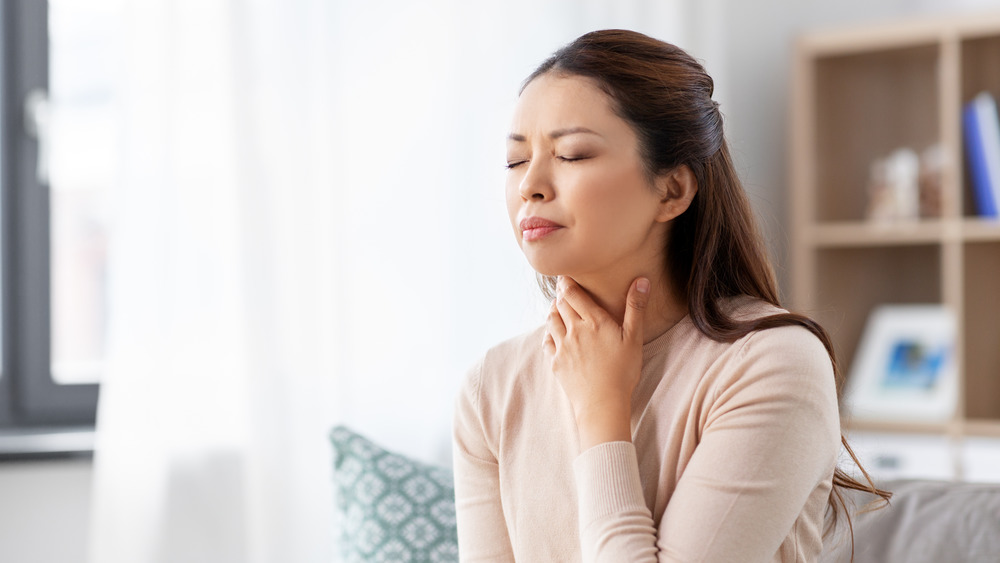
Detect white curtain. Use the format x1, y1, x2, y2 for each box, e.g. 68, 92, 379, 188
87, 2, 685, 562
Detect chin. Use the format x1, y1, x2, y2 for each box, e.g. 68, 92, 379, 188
524, 257, 572, 278
521, 247, 598, 278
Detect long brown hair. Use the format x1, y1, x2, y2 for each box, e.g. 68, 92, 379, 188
525, 29, 890, 539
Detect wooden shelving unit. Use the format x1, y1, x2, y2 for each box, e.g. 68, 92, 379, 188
790, 15, 1000, 452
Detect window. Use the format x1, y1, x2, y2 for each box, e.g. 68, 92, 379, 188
0, 0, 115, 434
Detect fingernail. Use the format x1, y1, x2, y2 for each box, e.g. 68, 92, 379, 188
637, 278, 650, 294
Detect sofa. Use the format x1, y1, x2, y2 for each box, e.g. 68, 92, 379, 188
331, 427, 1000, 562
820, 479, 1000, 562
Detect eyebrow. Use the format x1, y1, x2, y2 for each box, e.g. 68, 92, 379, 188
507, 127, 602, 142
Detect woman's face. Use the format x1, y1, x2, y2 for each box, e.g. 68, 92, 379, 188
505, 72, 669, 279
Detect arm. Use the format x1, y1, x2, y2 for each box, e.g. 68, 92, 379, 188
654, 326, 841, 562
452, 360, 516, 562
545, 276, 659, 561
565, 326, 839, 562
573, 441, 658, 562
548, 278, 838, 561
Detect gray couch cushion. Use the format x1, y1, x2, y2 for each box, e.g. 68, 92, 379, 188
821, 480, 1000, 563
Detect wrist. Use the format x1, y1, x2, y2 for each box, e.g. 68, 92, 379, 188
575, 401, 632, 451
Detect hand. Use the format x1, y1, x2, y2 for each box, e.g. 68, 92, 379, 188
543, 276, 650, 450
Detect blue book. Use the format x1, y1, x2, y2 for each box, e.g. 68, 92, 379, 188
963, 92, 1000, 218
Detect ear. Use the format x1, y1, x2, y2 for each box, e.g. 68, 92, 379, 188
652, 164, 698, 223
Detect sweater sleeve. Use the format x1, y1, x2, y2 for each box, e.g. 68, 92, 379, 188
573, 325, 841, 563
574, 441, 658, 563
657, 326, 840, 562
452, 359, 516, 562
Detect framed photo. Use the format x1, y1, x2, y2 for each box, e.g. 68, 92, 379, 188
843, 305, 957, 423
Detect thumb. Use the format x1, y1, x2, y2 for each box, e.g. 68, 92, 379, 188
623, 277, 650, 342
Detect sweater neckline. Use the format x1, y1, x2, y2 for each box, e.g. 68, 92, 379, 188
641, 312, 694, 361
638, 296, 775, 361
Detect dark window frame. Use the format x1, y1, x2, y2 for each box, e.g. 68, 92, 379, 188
0, 0, 99, 432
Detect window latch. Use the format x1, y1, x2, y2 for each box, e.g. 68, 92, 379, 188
24, 88, 50, 186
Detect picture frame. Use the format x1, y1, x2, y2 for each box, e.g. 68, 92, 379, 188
843, 305, 957, 423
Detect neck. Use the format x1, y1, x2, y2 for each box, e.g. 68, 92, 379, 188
568, 269, 687, 344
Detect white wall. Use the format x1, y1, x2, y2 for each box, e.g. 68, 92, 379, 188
0, 459, 92, 563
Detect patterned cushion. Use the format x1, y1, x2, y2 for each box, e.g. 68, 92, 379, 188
330, 426, 458, 563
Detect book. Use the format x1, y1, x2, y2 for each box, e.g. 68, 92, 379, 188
963, 92, 1000, 218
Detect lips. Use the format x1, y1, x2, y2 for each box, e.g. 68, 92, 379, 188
519, 216, 564, 242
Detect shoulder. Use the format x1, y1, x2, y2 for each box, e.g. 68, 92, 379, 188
720, 295, 830, 359
707, 295, 837, 403
720, 294, 785, 321
734, 297, 830, 366
480, 324, 548, 375
453, 325, 548, 454
696, 297, 841, 449
456, 324, 547, 408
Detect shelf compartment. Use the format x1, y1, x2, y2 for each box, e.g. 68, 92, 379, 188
963, 241, 1000, 420
814, 43, 940, 223
814, 245, 942, 378
960, 34, 1000, 218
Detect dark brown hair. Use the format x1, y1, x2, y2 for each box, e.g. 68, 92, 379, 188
525, 29, 889, 541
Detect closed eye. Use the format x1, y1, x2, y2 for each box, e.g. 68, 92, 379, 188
505, 160, 527, 170
558, 155, 589, 162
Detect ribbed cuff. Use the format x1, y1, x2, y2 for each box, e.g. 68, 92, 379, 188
573, 441, 647, 525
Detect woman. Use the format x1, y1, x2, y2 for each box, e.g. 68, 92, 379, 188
453, 29, 885, 562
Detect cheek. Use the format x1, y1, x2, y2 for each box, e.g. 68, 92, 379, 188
572, 170, 654, 232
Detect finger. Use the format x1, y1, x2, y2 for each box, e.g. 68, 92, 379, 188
555, 291, 583, 328
543, 331, 556, 356
547, 301, 567, 341
554, 277, 583, 322
623, 277, 650, 343
557, 276, 600, 324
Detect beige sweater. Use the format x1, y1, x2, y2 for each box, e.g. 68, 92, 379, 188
452, 298, 841, 562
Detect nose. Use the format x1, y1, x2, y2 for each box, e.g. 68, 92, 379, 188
518, 159, 555, 201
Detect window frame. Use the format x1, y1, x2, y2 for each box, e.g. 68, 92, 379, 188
0, 0, 99, 431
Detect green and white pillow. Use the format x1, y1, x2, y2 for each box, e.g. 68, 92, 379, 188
330, 426, 458, 563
